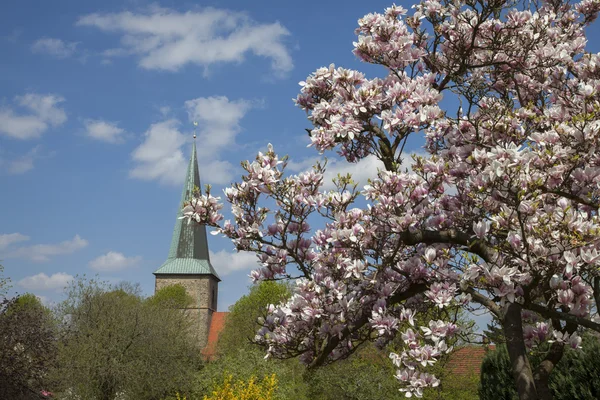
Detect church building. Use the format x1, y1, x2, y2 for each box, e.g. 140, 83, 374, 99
153, 136, 226, 353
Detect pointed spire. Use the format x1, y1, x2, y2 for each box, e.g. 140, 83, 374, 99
153, 126, 220, 280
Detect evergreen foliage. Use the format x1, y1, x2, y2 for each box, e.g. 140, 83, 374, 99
480, 335, 600, 400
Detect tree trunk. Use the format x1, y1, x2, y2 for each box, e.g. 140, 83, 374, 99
532, 341, 566, 400
502, 303, 538, 400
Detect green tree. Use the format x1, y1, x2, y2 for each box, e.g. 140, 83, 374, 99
307, 305, 478, 400
53, 278, 202, 400
0, 293, 57, 399
306, 343, 404, 400
480, 334, 600, 400
217, 281, 291, 354
195, 281, 309, 400
147, 283, 194, 309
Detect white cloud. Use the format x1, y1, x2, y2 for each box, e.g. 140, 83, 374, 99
159, 106, 171, 117
130, 96, 252, 186
35, 295, 54, 307
18, 272, 73, 292
0, 233, 29, 250
201, 159, 236, 186
76, 7, 293, 75
84, 119, 125, 143
0, 93, 67, 140
288, 155, 385, 191
4, 145, 43, 174
210, 249, 258, 276
89, 251, 141, 271
7, 234, 88, 262
17, 94, 68, 125
185, 96, 252, 158
31, 37, 78, 58
130, 119, 187, 185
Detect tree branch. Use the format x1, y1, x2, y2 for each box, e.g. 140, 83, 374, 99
539, 186, 598, 209
524, 302, 600, 332
307, 282, 428, 369
398, 229, 496, 263
463, 287, 501, 318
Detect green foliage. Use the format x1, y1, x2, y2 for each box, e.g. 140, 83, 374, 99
479, 345, 518, 400
195, 346, 308, 400
306, 343, 404, 400
483, 319, 505, 345
148, 283, 194, 308
53, 277, 202, 400
202, 373, 277, 400
195, 281, 308, 400
7, 293, 51, 317
479, 335, 600, 400
0, 293, 57, 399
547, 334, 600, 400
195, 281, 480, 400
217, 281, 290, 355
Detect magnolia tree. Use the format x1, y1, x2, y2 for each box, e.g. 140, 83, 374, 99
183, 0, 600, 399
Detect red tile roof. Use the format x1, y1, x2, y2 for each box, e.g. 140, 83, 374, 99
446, 345, 495, 375
202, 311, 229, 360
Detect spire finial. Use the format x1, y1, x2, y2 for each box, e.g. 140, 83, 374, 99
193, 121, 198, 139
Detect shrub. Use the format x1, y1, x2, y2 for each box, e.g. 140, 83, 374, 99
203, 374, 277, 400
479, 335, 600, 400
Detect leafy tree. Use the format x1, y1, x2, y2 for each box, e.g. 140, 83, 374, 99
147, 283, 194, 308
217, 281, 291, 354
53, 278, 202, 400
184, 0, 600, 398
0, 293, 57, 399
479, 345, 518, 400
306, 343, 405, 400
195, 281, 309, 400
480, 334, 600, 400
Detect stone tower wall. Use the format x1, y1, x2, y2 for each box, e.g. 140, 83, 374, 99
155, 275, 219, 348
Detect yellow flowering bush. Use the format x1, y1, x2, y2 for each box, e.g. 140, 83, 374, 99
203, 374, 277, 400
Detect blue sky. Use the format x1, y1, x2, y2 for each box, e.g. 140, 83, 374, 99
2, 0, 599, 334
1, 0, 406, 309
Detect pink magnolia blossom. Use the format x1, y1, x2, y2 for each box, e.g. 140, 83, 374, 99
183, 1, 600, 397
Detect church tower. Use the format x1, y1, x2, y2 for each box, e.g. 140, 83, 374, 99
153, 135, 220, 349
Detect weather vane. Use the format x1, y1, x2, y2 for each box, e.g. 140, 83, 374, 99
193, 121, 198, 139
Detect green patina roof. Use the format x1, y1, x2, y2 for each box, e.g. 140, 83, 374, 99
153, 139, 220, 280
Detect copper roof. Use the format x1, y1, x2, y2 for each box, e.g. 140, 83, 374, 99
154, 139, 219, 279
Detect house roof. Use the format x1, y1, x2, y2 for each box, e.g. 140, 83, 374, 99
446, 345, 496, 375
202, 311, 229, 360
154, 138, 219, 280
